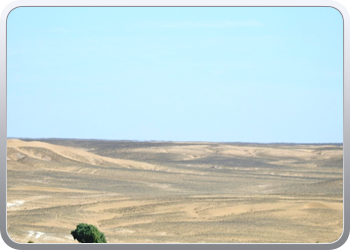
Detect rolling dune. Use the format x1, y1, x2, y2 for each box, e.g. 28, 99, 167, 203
7, 139, 343, 243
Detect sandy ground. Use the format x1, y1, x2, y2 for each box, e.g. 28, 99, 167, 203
7, 139, 343, 243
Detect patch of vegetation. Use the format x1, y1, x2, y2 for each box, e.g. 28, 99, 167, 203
71, 223, 107, 243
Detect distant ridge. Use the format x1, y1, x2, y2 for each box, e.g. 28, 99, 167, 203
7, 137, 343, 146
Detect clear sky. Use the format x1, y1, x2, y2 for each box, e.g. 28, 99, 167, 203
7, 7, 343, 143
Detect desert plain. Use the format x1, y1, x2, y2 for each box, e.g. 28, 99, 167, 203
6, 138, 343, 243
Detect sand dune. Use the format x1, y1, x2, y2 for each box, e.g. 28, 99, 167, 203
7, 139, 343, 243
8, 139, 161, 171
125, 143, 342, 162
7, 139, 205, 175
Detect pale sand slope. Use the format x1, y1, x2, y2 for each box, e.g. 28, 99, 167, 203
7, 139, 203, 175
7, 139, 159, 170
7, 139, 343, 243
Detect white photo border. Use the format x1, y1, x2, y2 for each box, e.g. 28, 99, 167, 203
1, 1, 349, 249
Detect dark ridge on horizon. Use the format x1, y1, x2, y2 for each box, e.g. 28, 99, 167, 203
7, 137, 343, 146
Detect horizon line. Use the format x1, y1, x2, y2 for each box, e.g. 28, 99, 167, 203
6, 137, 344, 145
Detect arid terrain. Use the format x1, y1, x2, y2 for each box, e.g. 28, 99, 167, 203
7, 138, 343, 243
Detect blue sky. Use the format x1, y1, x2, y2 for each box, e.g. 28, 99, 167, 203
7, 7, 343, 143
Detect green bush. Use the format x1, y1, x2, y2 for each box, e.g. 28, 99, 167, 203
27, 240, 34, 243
71, 223, 107, 243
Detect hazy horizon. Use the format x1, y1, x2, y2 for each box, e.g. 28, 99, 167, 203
7, 137, 344, 145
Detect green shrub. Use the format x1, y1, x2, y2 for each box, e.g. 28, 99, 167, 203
27, 240, 34, 243
71, 223, 107, 243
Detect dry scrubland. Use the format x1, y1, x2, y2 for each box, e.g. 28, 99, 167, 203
7, 139, 343, 243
